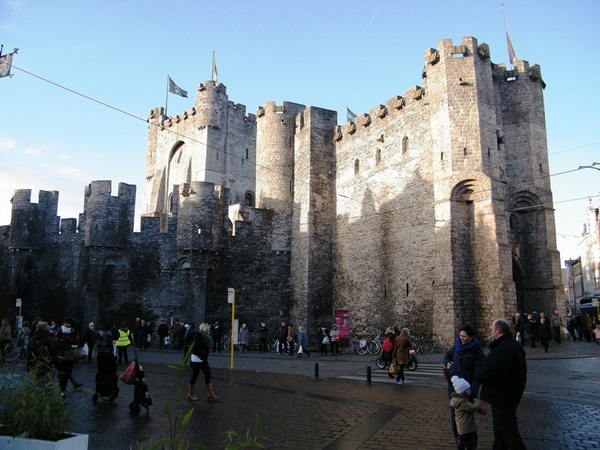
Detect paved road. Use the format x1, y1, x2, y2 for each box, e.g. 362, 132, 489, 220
2, 339, 599, 449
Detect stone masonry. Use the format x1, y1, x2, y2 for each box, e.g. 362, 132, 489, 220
0, 37, 564, 347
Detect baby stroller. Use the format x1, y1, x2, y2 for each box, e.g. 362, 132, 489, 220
128, 356, 152, 416
92, 337, 119, 404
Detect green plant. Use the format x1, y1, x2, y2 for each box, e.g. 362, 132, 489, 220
0, 369, 75, 441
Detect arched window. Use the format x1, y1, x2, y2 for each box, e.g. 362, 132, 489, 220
354, 158, 360, 175
376, 149, 381, 165
402, 136, 409, 155
244, 191, 255, 207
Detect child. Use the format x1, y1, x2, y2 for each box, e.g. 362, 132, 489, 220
450, 376, 487, 450
593, 325, 600, 344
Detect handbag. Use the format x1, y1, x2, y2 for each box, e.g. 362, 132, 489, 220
388, 359, 399, 376
80, 343, 89, 357
322, 336, 330, 345
62, 346, 82, 362
443, 366, 452, 381
119, 361, 137, 385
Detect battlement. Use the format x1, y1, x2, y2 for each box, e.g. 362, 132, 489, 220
334, 36, 544, 142
8, 188, 60, 249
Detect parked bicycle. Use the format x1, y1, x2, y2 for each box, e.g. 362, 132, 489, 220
341, 338, 369, 355
409, 334, 435, 355
4, 337, 27, 363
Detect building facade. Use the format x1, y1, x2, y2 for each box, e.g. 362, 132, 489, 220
0, 37, 564, 346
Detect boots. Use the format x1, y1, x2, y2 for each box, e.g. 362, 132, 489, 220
206, 382, 220, 402
187, 384, 198, 401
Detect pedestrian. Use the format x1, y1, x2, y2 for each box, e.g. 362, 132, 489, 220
238, 323, 249, 352
450, 376, 487, 450
258, 320, 268, 353
157, 320, 169, 349
443, 324, 486, 442
145, 321, 153, 349
551, 310, 562, 344
526, 313, 538, 348
393, 327, 412, 385
297, 326, 310, 357
319, 326, 329, 355
133, 317, 142, 349
188, 323, 220, 402
286, 324, 296, 356
329, 324, 340, 356
512, 313, 525, 344
582, 313, 593, 342
0, 318, 12, 363
171, 320, 182, 350
381, 327, 395, 367
26, 321, 57, 378
83, 322, 98, 363
55, 318, 83, 398
475, 318, 528, 450
575, 313, 583, 341
278, 321, 288, 355
567, 314, 576, 342
539, 316, 552, 353
592, 325, 600, 344
211, 320, 222, 352
115, 321, 132, 365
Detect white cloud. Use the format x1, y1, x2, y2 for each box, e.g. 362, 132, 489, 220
0, 137, 16, 153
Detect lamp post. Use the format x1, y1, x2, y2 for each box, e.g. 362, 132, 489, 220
577, 162, 600, 172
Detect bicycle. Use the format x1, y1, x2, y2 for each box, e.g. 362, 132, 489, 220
409, 334, 435, 355
268, 338, 298, 354
367, 330, 385, 355
222, 335, 231, 351
341, 338, 369, 355
4, 337, 27, 363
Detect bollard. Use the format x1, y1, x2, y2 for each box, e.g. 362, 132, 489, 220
367, 366, 371, 384
315, 362, 319, 379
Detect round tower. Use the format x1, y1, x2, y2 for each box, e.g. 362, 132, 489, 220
255, 101, 305, 215
194, 80, 229, 129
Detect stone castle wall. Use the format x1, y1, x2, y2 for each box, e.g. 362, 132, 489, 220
0, 36, 564, 347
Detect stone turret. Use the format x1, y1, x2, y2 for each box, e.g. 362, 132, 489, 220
255, 101, 306, 215
9, 189, 59, 250
82, 181, 135, 248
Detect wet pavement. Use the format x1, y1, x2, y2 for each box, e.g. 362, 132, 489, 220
2, 338, 599, 449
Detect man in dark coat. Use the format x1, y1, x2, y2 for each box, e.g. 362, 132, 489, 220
475, 318, 528, 450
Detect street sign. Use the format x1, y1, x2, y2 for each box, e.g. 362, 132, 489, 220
15, 298, 21, 307
227, 288, 235, 304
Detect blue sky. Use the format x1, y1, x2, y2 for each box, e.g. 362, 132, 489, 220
1, 0, 598, 266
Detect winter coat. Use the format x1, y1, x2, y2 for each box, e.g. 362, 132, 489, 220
475, 333, 527, 408
450, 393, 481, 435
27, 328, 57, 375
192, 331, 211, 361
393, 334, 411, 366
443, 338, 486, 397
239, 328, 250, 346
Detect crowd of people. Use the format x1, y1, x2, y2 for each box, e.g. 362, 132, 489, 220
512, 309, 600, 353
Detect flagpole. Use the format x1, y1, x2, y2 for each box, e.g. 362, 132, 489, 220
165, 74, 170, 118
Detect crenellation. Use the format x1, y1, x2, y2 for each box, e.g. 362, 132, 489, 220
0, 36, 562, 349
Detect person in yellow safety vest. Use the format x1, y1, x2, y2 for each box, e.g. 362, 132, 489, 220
116, 322, 132, 365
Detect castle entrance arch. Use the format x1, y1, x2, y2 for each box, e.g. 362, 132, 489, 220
508, 191, 547, 313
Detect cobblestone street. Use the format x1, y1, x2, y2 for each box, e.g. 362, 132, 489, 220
2, 339, 599, 449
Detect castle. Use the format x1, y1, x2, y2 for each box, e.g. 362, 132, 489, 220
0, 36, 564, 346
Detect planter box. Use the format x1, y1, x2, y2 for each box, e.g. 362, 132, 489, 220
0, 433, 88, 450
